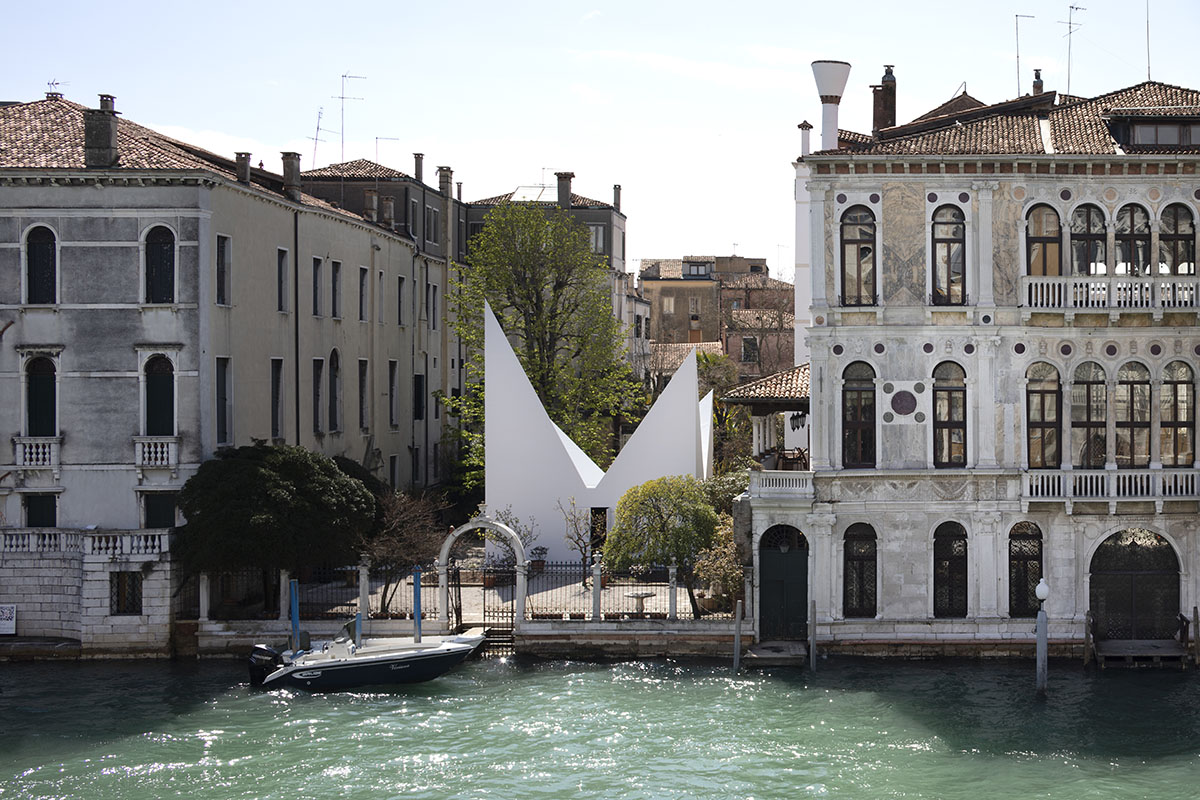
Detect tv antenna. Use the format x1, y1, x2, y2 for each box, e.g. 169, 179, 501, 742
308, 107, 331, 168
1059, 5, 1086, 97
46, 79, 70, 93
1145, 0, 1152, 80
1015, 14, 1035, 96
333, 72, 366, 163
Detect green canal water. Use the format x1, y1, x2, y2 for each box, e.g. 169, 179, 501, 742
2, 656, 1199, 799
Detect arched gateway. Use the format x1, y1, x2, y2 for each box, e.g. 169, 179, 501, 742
1090, 528, 1180, 640
759, 525, 808, 640
436, 518, 528, 629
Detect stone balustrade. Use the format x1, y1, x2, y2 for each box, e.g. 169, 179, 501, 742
748, 470, 815, 500
1022, 467, 1198, 513
1021, 275, 1199, 318
0, 529, 169, 555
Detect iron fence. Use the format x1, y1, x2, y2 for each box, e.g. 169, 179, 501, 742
208, 567, 281, 620
526, 561, 592, 619
368, 564, 439, 620
523, 563, 740, 621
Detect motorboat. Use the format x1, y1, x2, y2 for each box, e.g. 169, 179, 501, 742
249, 621, 485, 691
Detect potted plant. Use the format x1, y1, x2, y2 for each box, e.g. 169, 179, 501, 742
529, 545, 549, 575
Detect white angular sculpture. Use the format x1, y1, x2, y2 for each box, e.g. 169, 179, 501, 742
483, 303, 713, 560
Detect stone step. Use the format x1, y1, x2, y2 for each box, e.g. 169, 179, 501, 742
743, 640, 809, 668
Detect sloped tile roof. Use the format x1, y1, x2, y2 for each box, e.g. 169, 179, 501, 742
472, 190, 611, 209
0, 95, 359, 217
912, 92, 986, 121
650, 341, 723, 373
303, 158, 411, 180
640, 258, 683, 279
809, 81, 1200, 158
722, 363, 810, 402
720, 273, 792, 290
728, 308, 795, 329
838, 128, 873, 145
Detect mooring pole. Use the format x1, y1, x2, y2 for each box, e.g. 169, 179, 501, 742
289, 578, 300, 650
733, 600, 743, 672
1035, 578, 1049, 695
413, 565, 423, 643
809, 599, 817, 672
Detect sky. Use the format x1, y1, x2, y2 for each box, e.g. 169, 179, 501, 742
5, 0, 1199, 281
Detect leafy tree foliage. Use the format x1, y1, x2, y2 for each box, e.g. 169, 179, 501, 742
605, 475, 719, 618
445, 202, 640, 487
174, 444, 374, 574
694, 514, 745, 612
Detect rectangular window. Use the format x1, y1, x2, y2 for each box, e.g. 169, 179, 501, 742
410, 199, 419, 238
216, 235, 232, 306
312, 257, 322, 316
216, 357, 232, 444
634, 316, 642, 339
312, 359, 325, 432
663, 297, 675, 314
276, 249, 289, 312
377, 270, 385, 323
24, 493, 56, 527
397, 277, 405, 325
689, 296, 700, 314
358, 359, 369, 430
358, 267, 369, 321
741, 336, 759, 363
589, 224, 604, 254
331, 261, 342, 318
144, 492, 178, 528
413, 374, 426, 421
468, 221, 485, 240
388, 360, 399, 427
389, 454, 399, 490
429, 284, 439, 330
110, 571, 143, 616
270, 358, 284, 439
425, 206, 440, 243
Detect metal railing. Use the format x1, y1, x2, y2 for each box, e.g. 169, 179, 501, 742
523, 562, 739, 621
368, 564, 439, 619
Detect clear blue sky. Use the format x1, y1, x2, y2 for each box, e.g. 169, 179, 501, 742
5, 1, 1198, 279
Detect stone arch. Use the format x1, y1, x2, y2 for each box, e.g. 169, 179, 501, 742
436, 518, 527, 628
758, 523, 808, 640
1088, 527, 1181, 640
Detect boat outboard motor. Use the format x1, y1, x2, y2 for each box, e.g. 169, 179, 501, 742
248, 644, 284, 686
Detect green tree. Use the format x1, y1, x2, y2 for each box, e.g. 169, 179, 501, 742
694, 514, 745, 612
604, 475, 719, 618
174, 443, 375, 574
445, 202, 640, 487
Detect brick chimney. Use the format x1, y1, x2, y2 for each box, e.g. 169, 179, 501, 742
413, 153, 424, 184
235, 152, 251, 184
613, 184, 621, 212
83, 94, 119, 168
456, 182, 462, 202
1033, 68, 1043, 95
281, 152, 302, 201
798, 120, 813, 156
364, 188, 378, 223
555, 171, 574, 209
871, 65, 896, 135
381, 195, 395, 229
438, 166, 453, 197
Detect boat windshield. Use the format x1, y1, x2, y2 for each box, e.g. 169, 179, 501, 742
333, 619, 356, 643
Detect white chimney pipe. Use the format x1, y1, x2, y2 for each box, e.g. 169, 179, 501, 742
812, 60, 851, 151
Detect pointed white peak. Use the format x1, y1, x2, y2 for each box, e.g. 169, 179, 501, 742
698, 390, 714, 481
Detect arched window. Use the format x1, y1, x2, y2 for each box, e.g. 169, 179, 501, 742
843, 523, 877, 618
933, 362, 966, 467
842, 362, 876, 468
1026, 205, 1061, 276
1115, 204, 1151, 276
1158, 204, 1195, 276
328, 349, 341, 432
1161, 361, 1195, 467
933, 521, 967, 618
840, 206, 876, 306
145, 226, 175, 304
1115, 362, 1151, 468
1026, 362, 1061, 469
932, 206, 966, 305
1070, 204, 1107, 275
25, 226, 57, 304
1072, 362, 1107, 468
26, 357, 56, 437
144, 355, 175, 436
1008, 522, 1043, 618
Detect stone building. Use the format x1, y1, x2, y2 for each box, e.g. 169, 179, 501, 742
0, 93, 456, 652
749, 64, 1200, 654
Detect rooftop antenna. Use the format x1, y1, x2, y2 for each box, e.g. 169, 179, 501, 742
333, 72, 366, 163
1015, 14, 1035, 97
948, 81, 968, 103
1145, 0, 1151, 80
1059, 5, 1086, 97
45, 78, 69, 93
308, 107, 329, 168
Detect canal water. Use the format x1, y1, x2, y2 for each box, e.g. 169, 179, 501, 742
2, 656, 1198, 799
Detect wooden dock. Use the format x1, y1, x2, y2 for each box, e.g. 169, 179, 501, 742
1092, 639, 1191, 669
743, 640, 809, 668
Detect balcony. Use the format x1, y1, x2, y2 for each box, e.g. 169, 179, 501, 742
13, 436, 62, 480
134, 436, 179, 480
1021, 468, 1198, 513
748, 470, 815, 502
1021, 275, 1199, 320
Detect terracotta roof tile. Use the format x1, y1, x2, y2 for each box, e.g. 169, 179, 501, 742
720, 274, 792, 290
912, 92, 986, 121
649, 341, 723, 373
303, 158, 411, 180
722, 363, 810, 402
728, 308, 795, 329
472, 190, 611, 209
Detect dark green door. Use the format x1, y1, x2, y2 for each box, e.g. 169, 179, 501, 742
760, 525, 808, 640
1090, 529, 1180, 639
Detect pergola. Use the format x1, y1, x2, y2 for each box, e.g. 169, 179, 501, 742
721, 363, 810, 470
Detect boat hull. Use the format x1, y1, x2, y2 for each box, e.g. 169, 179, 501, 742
262, 643, 475, 691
